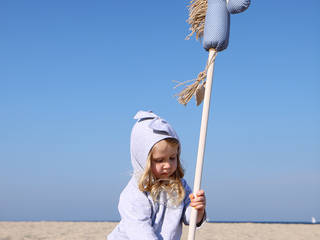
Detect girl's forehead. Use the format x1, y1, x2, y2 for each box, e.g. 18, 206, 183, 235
152, 140, 178, 155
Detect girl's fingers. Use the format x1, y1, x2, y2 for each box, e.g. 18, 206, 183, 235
191, 197, 205, 205
190, 202, 205, 207
189, 190, 206, 210
193, 196, 205, 202
190, 202, 205, 210
189, 190, 205, 200
191, 202, 204, 208
190, 199, 205, 206
196, 190, 205, 197
189, 193, 195, 200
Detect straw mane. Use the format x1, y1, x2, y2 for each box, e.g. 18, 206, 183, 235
174, 0, 215, 106
186, 0, 208, 41
174, 52, 216, 106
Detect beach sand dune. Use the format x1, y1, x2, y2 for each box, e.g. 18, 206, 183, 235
0, 221, 319, 240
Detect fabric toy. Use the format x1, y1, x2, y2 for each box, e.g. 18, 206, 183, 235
175, 1, 251, 239
176, 0, 250, 106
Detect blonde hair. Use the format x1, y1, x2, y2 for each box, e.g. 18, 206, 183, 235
138, 138, 185, 206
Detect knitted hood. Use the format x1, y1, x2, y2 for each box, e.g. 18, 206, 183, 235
130, 110, 179, 176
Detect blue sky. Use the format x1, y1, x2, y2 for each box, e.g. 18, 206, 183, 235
1, 0, 319, 222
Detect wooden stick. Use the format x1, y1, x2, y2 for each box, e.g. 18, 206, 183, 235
188, 48, 217, 240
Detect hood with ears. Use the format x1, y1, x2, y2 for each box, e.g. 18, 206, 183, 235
130, 110, 180, 176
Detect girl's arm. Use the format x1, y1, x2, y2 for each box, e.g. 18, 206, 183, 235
118, 183, 159, 240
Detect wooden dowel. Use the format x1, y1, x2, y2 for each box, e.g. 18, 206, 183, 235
188, 48, 217, 240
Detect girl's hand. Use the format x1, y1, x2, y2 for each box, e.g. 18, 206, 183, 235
189, 190, 206, 224
189, 190, 206, 211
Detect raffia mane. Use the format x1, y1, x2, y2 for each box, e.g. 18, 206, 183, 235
186, 0, 208, 41
174, 0, 217, 106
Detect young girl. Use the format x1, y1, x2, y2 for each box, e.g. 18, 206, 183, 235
108, 110, 206, 240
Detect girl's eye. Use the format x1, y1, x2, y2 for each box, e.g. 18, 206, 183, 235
154, 159, 163, 163
169, 156, 176, 161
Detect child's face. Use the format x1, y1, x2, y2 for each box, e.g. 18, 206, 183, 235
151, 140, 178, 180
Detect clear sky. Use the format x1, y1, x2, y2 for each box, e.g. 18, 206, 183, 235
1, 0, 319, 222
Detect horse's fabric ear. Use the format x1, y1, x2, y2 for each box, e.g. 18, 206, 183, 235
227, 0, 250, 14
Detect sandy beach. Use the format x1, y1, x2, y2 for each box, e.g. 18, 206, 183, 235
0, 221, 319, 240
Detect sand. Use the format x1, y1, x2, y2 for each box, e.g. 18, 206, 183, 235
0, 221, 319, 240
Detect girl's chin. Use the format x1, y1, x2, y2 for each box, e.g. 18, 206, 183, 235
159, 177, 169, 180
157, 174, 173, 180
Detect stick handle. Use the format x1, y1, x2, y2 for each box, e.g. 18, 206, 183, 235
188, 48, 217, 240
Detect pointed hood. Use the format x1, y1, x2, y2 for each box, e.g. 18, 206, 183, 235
130, 110, 180, 176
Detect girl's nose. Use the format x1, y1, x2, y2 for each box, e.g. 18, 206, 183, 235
163, 161, 171, 169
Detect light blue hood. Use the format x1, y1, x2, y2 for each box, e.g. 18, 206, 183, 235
130, 110, 179, 175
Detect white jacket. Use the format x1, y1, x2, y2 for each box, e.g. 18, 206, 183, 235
108, 177, 205, 240
107, 111, 206, 240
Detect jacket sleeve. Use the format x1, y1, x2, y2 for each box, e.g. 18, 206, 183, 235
182, 179, 207, 228
118, 184, 158, 240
